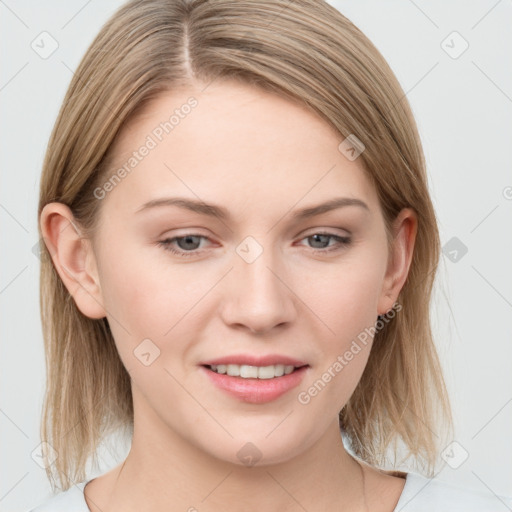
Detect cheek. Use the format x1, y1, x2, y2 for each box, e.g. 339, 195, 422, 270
302, 251, 386, 338
96, 238, 216, 371
97, 237, 188, 330
295, 252, 385, 405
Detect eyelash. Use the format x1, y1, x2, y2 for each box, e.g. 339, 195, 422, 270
157, 232, 352, 258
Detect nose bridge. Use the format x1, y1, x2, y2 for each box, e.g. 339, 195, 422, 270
221, 235, 295, 333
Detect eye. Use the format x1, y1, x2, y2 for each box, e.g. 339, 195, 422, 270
158, 234, 210, 257
158, 231, 352, 258
298, 232, 352, 253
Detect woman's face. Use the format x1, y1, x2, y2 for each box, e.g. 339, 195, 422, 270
62, 80, 415, 466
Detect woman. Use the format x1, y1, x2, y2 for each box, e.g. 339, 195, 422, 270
30, 0, 511, 510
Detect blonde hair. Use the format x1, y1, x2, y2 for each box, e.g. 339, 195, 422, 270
38, 0, 453, 491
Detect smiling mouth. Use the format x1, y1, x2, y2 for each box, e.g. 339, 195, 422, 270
203, 363, 308, 379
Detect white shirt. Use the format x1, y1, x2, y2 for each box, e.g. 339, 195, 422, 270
28, 471, 512, 511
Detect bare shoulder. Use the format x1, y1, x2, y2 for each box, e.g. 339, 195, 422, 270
84, 464, 123, 512
362, 465, 407, 512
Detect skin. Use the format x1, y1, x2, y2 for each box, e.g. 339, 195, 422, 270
40, 79, 417, 511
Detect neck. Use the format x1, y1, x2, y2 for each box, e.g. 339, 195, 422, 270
86, 392, 366, 512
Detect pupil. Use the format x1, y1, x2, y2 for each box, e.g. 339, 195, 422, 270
310, 234, 328, 248
178, 235, 200, 250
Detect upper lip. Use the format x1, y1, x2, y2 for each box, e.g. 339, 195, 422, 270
200, 354, 308, 367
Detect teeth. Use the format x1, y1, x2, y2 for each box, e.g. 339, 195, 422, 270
273, 364, 285, 377
226, 364, 240, 376
209, 364, 298, 379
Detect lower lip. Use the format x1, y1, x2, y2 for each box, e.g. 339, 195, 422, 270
200, 365, 309, 404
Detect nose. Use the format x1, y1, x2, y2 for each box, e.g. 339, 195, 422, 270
219, 242, 296, 335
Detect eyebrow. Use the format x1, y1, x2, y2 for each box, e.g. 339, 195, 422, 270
135, 196, 370, 221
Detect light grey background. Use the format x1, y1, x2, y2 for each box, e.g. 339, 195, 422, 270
1, 1, 511, 510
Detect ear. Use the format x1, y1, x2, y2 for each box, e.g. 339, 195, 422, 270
39, 202, 106, 319
377, 207, 417, 316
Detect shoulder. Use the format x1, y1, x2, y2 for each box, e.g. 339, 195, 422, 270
27, 481, 89, 512
395, 471, 512, 512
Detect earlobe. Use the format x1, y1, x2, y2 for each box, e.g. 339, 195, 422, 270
40, 202, 106, 319
377, 208, 417, 316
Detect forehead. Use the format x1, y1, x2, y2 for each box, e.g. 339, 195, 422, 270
101, 80, 380, 220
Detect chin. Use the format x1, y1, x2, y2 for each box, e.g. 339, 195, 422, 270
198, 431, 311, 468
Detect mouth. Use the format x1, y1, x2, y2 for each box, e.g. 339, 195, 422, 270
203, 363, 308, 379
199, 363, 310, 404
